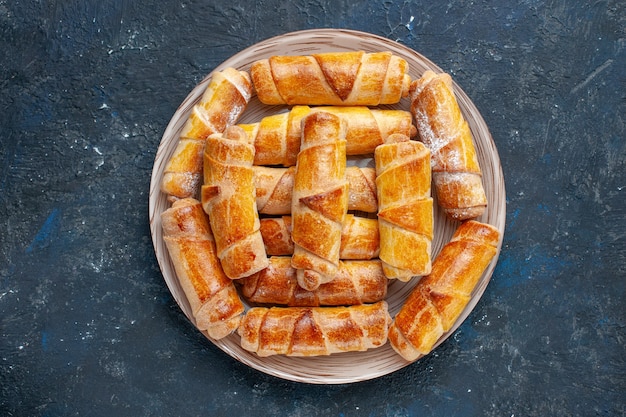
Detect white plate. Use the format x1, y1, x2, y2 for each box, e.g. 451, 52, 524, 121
149, 29, 506, 384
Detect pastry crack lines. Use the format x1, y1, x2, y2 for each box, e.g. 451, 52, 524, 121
160, 51, 499, 361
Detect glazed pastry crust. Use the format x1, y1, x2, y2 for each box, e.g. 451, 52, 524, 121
291, 112, 348, 291
238, 301, 391, 357
375, 135, 433, 280
161, 68, 252, 201
259, 215, 379, 260
161, 198, 245, 339
239, 256, 387, 306
410, 70, 487, 221
250, 51, 411, 106
389, 220, 500, 361
238, 105, 415, 166
254, 166, 377, 215
200, 126, 268, 279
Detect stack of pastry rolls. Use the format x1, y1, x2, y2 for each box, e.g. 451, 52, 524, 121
159, 51, 500, 361
161, 68, 253, 202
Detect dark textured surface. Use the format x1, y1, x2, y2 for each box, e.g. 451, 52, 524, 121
1, 1, 625, 416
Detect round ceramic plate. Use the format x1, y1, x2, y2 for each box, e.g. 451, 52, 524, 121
149, 29, 506, 384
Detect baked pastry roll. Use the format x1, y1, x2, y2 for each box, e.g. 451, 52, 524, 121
238, 105, 415, 166
375, 135, 433, 280
250, 51, 411, 106
160, 137, 205, 202
161, 68, 252, 201
389, 220, 500, 361
201, 126, 268, 279
239, 256, 387, 306
238, 301, 391, 356
259, 215, 379, 260
254, 166, 377, 215
161, 198, 244, 339
410, 70, 487, 221
339, 214, 380, 260
258, 216, 295, 257
291, 112, 348, 291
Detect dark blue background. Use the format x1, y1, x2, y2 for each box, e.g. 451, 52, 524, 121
1, 1, 624, 416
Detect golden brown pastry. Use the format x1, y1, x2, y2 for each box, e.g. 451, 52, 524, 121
200, 126, 269, 279
160, 137, 205, 202
389, 220, 500, 361
340, 214, 380, 260
258, 216, 295, 257
238, 105, 416, 166
291, 112, 348, 291
410, 70, 487, 221
161, 198, 245, 339
254, 166, 377, 215
375, 134, 433, 280
161, 68, 252, 201
180, 67, 253, 139
250, 51, 411, 106
259, 215, 379, 260
239, 256, 387, 306
238, 301, 391, 356
345, 166, 379, 213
